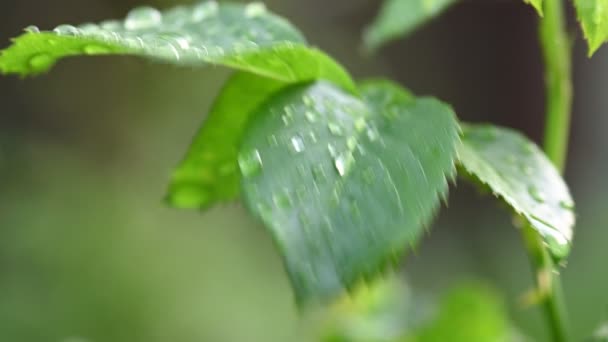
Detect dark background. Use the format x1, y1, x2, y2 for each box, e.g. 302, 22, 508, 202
0, 0, 607, 341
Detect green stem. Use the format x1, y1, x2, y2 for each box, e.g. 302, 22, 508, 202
540, 0, 572, 171
526, 0, 573, 341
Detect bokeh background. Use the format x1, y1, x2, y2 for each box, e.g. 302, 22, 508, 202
1, 0, 607, 341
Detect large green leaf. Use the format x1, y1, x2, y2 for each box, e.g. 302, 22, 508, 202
574, 0, 608, 56
166, 72, 285, 209
239, 81, 460, 303
0, 1, 355, 92
363, 0, 458, 52
458, 124, 575, 261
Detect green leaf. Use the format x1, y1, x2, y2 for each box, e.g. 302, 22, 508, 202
574, 0, 608, 56
0, 1, 355, 92
588, 322, 608, 341
458, 124, 575, 261
411, 283, 514, 342
239, 81, 460, 303
524, 0, 544, 16
166, 72, 285, 208
322, 274, 417, 342
363, 0, 458, 52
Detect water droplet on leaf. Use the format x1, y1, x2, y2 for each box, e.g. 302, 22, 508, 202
83, 44, 111, 54
290, 135, 305, 153
334, 154, 352, 176
346, 137, 357, 150
311, 165, 326, 183
559, 200, 574, 210
24, 25, 40, 34
328, 122, 343, 136
528, 186, 546, 203
100, 20, 122, 31
192, 1, 219, 21
273, 191, 292, 208
53, 24, 79, 35
267, 135, 279, 147
305, 111, 317, 123
238, 149, 263, 178
354, 117, 366, 132
28, 53, 53, 70
366, 126, 379, 142
125, 6, 162, 30
245, 3, 267, 18
520, 164, 534, 176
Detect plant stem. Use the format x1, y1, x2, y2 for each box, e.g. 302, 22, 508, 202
526, 0, 573, 341
540, 0, 572, 171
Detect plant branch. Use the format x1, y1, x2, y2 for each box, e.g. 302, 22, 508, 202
525, 0, 573, 341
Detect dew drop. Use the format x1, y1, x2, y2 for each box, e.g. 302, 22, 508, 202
559, 199, 574, 210
327, 143, 338, 157
100, 20, 122, 31
308, 131, 318, 143
238, 149, 262, 177
295, 186, 307, 200
245, 3, 267, 18
273, 191, 292, 208
311, 165, 326, 183
267, 135, 279, 147
192, 1, 219, 21
346, 137, 357, 150
302, 95, 314, 107
328, 122, 343, 136
298, 212, 311, 226
528, 186, 546, 203
24, 25, 40, 34
290, 135, 305, 153
125, 6, 162, 30
334, 154, 352, 176
305, 111, 317, 123
281, 114, 292, 126
522, 142, 535, 155
354, 117, 366, 132
28, 53, 53, 70
79, 23, 100, 33
83, 44, 111, 54
53, 24, 79, 35
257, 201, 273, 218
366, 126, 379, 142
173, 36, 190, 50
520, 164, 534, 176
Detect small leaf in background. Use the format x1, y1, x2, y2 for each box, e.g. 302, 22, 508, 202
458, 124, 575, 261
239, 80, 460, 303
321, 274, 433, 342
363, 0, 458, 52
524, 0, 544, 16
411, 283, 515, 342
0, 1, 355, 91
574, 0, 608, 56
321, 278, 518, 342
588, 321, 608, 341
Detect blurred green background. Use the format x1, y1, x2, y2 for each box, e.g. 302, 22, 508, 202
1, 0, 607, 341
